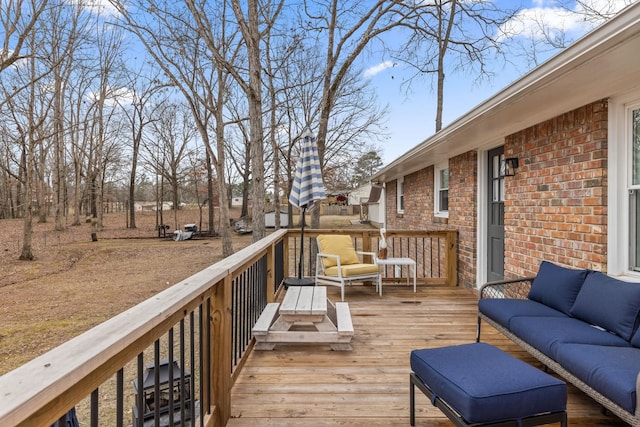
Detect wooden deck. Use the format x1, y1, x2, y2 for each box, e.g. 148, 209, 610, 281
228, 284, 628, 427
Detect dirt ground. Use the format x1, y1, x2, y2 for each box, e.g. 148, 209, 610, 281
0, 208, 254, 375
0, 208, 372, 375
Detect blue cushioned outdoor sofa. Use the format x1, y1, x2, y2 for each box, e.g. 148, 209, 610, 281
477, 261, 640, 426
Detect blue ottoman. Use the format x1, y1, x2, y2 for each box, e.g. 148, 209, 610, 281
410, 343, 567, 426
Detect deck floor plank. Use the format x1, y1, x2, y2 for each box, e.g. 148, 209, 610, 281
229, 284, 628, 426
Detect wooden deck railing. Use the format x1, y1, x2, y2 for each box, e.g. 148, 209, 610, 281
285, 230, 457, 287
0, 229, 456, 427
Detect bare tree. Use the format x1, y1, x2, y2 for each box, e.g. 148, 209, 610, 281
110, 0, 239, 256
89, 25, 124, 229
0, 0, 49, 73
269, 33, 387, 226
262, 17, 306, 229
398, 0, 517, 132
116, 66, 168, 229
187, 0, 285, 241
67, 68, 96, 226
561, 0, 635, 22
301, 0, 406, 227
225, 121, 252, 219
8, 29, 55, 259
40, 0, 93, 230
143, 102, 196, 229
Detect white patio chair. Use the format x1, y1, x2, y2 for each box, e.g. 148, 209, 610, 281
315, 234, 381, 301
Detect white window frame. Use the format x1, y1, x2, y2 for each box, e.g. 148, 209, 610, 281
396, 177, 404, 213
434, 163, 449, 218
609, 94, 640, 278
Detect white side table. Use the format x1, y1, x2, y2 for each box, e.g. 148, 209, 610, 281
376, 257, 417, 296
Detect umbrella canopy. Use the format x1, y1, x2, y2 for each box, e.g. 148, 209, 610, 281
289, 128, 326, 210
288, 128, 326, 282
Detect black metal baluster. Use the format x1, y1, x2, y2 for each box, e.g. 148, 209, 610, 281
189, 311, 196, 425
168, 328, 174, 427
154, 340, 160, 427
137, 353, 144, 427
232, 278, 239, 367
90, 388, 98, 427
117, 368, 124, 427
180, 319, 186, 427
205, 297, 212, 413
57, 413, 67, 427
199, 303, 205, 427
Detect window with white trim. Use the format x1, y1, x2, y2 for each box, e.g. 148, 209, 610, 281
397, 177, 404, 213
630, 106, 640, 271
435, 164, 449, 217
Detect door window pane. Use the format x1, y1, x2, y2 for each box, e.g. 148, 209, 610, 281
634, 109, 640, 185
492, 154, 504, 202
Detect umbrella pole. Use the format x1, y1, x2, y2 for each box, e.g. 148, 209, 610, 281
298, 206, 306, 279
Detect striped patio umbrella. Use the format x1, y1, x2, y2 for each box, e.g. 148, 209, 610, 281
288, 128, 326, 281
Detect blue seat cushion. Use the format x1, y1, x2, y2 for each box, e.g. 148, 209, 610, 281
479, 298, 567, 329
410, 343, 566, 424
528, 261, 589, 315
509, 316, 630, 359
555, 344, 640, 414
570, 272, 640, 340
631, 324, 640, 348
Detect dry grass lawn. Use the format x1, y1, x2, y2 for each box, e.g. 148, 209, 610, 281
0, 208, 373, 375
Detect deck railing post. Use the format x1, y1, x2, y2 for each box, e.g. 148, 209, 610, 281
211, 276, 232, 427
283, 232, 290, 283
266, 241, 275, 302
445, 230, 458, 286
362, 231, 373, 262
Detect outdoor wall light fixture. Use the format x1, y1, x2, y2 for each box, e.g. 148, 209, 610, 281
500, 157, 519, 177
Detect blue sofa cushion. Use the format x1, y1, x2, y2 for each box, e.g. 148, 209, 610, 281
570, 272, 640, 340
528, 261, 588, 315
509, 316, 630, 359
631, 325, 640, 348
410, 343, 566, 424
479, 298, 567, 329
555, 344, 640, 414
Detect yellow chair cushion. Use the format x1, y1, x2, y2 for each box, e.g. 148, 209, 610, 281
324, 263, 380, 278
317, 234, 360, 268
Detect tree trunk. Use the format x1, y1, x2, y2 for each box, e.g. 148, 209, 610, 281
53, 67, 66, 231
206, 149, 215, 235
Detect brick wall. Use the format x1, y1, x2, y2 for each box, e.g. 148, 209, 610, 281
386, 152, 478, 287
504, 100, 608, 277
449, 151, 478, 287
383, 100, 607, 286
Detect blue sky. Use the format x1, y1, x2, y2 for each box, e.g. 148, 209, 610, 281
92, 0, 631, 164
364, 0, 633, 163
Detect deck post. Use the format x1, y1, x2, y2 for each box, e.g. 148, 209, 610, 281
267, 241, 276, 302
446, 230, 457, 286
211, 276, 232, 427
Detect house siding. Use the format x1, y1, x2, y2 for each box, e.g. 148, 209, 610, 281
384, 100, 608, 287
504, 99, 609, 277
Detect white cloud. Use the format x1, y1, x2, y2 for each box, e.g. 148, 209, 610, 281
498, 6, 585, 42
66, 0, 120, 18
364, 61, 395, 79
498, 0, 631, 42
87, 86, 135, 107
